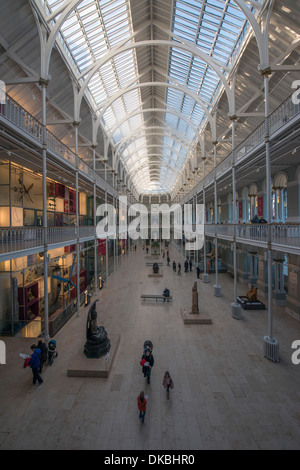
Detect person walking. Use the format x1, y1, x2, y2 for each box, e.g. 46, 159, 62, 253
173, 261, 176, 272
167, 256, 170, 266
29, 344, 43, 386
137, 391, 147, 423
189, 259, 193, 271
162, 371, 174, 399
196, 265, 201, 279
141, 348, 154, 384
177, 262, 181, 276
184, 259, 188, 272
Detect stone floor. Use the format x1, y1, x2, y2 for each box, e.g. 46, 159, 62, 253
1, 243, 300, 450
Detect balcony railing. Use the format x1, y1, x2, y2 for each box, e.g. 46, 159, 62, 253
0, 94, 117, 197
0, 226, 96, 257
204, 223, 300, 251
1, 223, 299, 259
182, 91, 300, 203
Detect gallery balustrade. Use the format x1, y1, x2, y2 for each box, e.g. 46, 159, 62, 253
0, 94, 117, 197
0, 226, 96, 258
1, 223, 300, 259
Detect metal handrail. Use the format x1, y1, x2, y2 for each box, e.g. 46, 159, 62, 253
182, 90, 300, 202
0, 93, 117, 197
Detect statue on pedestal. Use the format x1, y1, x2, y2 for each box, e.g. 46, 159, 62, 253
191, 282, 199, 314
84, 300, 111, 358
153, 263, 159, 274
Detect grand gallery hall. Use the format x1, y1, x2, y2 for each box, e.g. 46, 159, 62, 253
1, 0, 300, 451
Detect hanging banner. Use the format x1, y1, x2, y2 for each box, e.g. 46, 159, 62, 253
239, 202, 243, 219
258, 197, 264, 217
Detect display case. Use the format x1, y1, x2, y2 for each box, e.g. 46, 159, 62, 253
18, 281, 39, 321
71, 269, 87, 298
69, 189, 76, 214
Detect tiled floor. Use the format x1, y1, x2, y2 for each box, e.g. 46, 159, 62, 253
1, 244, 300, 450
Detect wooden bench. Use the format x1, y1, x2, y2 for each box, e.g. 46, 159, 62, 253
141, 294, 173, 302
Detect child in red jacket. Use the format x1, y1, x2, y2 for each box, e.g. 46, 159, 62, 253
137, 391, 147, 423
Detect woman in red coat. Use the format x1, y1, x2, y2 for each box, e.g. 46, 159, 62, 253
137, 391, 147, 423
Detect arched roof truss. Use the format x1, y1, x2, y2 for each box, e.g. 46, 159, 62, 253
34, 0, 266, 196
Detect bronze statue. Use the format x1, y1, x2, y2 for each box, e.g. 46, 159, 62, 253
191, 282, 199, 314
153, 262, 159, 274
247, 286, 258, 302
84, 300, 111, 358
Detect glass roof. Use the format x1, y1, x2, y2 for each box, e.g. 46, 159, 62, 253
40, 0, 261, 195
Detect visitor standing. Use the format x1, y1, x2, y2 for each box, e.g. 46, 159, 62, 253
137, 391, 147, 423
173, 261, 176, 272
184, 259, 188, 272
177, 262, 181, 276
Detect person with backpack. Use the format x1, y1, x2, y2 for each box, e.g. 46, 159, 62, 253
141, 348, 154, 384
37, 340, 47, 373
28, 344, 43, 386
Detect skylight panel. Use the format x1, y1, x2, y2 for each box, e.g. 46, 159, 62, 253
41, 0, 253, 195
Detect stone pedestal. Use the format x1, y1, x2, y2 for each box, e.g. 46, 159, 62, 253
181, 308, 212, 324
149, 271, 163, 277
214, 284, 222, 297
68, 334, 120, 378
231, 302, 242, 320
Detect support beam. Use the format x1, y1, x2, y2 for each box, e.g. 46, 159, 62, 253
230, 115, 242, 320
5, 77, 40, 85
271, 65, 300, 71
213, 143, 222, 297
46, 120, 74, 125
41, 79, 50, 345
262, 66, 280, 362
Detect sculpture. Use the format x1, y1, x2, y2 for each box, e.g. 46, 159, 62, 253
153, 262, 159, 274
191, 282, 199, 314
84, 300, 111, 358
247, 286, 258, 302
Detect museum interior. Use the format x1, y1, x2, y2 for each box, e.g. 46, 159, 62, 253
1, 0, 300, 451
